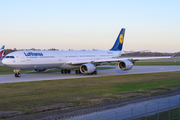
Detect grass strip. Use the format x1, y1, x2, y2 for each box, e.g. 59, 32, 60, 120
134, 61, 180, 66
110, 61, 180, 66
0, 71, 180, 114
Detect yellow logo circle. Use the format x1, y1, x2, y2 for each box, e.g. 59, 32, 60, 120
119, 34, 123, 44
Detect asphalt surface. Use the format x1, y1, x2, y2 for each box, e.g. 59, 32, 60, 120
0, 66, 180, 83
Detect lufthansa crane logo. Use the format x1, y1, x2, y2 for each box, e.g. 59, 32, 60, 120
119, 34, 123, 44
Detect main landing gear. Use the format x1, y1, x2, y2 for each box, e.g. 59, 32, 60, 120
93, 70, 97, 75
15, 73, 21, 77
14, 69, 21, 77
61, 69, 97, 75
61, 69, 71, 74
75, 70, 81, 74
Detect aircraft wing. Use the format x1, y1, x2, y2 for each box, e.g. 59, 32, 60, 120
68, 56, 172, 65
120, 50, 149, 55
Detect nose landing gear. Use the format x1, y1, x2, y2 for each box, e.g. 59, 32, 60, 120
14, 69, 21, 77
15, 73, 21, 77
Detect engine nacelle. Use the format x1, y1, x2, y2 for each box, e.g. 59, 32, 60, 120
33, 69, 47, 72
80, 63, 96, 74
118, 60, 133, 70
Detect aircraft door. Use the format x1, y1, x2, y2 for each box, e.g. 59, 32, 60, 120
20, 53, 25, 62
57, 53, 62, 62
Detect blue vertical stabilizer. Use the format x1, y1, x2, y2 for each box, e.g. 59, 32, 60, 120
110, 28, 125, 51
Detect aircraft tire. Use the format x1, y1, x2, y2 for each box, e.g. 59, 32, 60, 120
61, 70, 64, 74
18, 73, 21, 77
78, 70, 81, 74
94, 70, 97, 75
65, 69, 67, 74
15, 73, 21, 77
67, 69, 71, 74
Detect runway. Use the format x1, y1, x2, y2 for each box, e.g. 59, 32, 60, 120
0, 66, 180, 83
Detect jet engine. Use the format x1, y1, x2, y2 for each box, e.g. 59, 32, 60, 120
33, 69, 47, 72
80, 63, 96, 74
118, 60, 133, 70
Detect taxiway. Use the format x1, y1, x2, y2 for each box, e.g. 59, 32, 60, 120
0, 66, 180, 83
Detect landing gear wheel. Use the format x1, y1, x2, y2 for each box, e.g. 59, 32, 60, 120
65, 69, 67, 74
15, 73, 17, 77
15, 73, 21, 77
76, 70, 81, 74
76, 70, 79, 74
67, 69, 71, 74
94, 70, 97, 75
61, 70, 64, 74
18, 73, 21, 77
78, 70, 81, 74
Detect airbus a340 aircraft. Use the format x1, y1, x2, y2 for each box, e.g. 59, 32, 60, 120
2, 28, 172, 77
0, 45, 5, 58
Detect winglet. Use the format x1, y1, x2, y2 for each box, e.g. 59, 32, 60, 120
1, 45, 5, 50
110, 28, 125, 51
172, 52, 179, 58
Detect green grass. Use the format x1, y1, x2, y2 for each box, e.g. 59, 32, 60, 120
0, 66, 31, 75
134, 61, 180, 66
108, 61, 180, 66
172, 116, 180, 120
110, 61, 180, 66
0, 66, 115, 75
1, 71, 180, 116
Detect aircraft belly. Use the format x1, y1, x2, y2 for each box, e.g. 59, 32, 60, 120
59, 64, 80, 69
5, 63, 63, 70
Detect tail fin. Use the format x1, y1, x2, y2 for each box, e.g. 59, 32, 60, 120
110, 28, 125, 51
0, 45, 5, 58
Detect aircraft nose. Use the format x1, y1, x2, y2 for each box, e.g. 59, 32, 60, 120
2, 59, 7, 65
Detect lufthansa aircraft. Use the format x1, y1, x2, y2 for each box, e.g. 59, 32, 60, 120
0, 45, 5, 58
2, 28, 172, 77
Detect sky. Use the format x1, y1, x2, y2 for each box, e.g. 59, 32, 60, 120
0, 0, 180, 52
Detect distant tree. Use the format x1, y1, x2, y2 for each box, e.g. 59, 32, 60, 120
30, 48, 35, 50
48, 48, 58, 50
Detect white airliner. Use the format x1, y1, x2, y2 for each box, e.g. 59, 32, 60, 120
2, 28, 172, 77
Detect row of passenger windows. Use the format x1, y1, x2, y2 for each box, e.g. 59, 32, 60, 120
5, 56, 15, 58
4, 55, 113, 58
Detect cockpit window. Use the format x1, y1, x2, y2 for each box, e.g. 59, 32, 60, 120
5, 56, 15, 58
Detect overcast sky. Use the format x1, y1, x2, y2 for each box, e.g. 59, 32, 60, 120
0, 0, 180, 52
